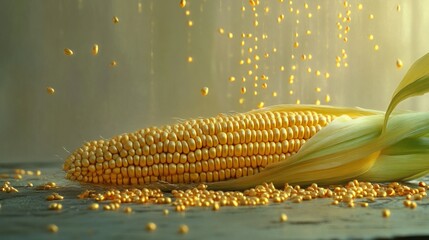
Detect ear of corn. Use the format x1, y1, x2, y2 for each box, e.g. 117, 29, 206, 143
64, 52, 429, 190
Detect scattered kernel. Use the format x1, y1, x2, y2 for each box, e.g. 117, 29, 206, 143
163, 209, 169, 215
280, 213, 288, 222
187, 56, 193, 63
374, 45, 379, 51
218, 28, 224, 34
124, 206, 133, 213
89, 203, 99, 210
110, 60, 118, 67
112, 16, 119, 24
178, 224, 189, 234
146, 222, 157, 232
47, 224, 59, 233
382, 209, 390, 218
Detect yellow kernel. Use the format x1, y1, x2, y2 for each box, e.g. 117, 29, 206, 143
325, 94, 331, 103
306, 30, 312, 35
178, 224, 189, 234
368, 34, 374, 40
179, 0, 186, 8
358, 3, 363, 10
280, 213, 288, 222
293, 42, 299, 48
325, 72, 330, 79
187, 56, 193, 63
241, 87, 247, 94
261, 83, 268, 89
280, 66, 285, 71
257, 102, 264, 108
228, 33, 233, 39
239, 98, 245, 104
163, 209, 169, 215
212, 202, 220, 211
110, 60, 117, 67
112, 16, 119, 24
218, 28, 224, 34
369, 14, 374, 19
315, 87, 321, 92
374, 45, 379, 51
229, 76, 236, 82
360, 202, 368, 207
308, 13, 312, 18
188, 20, 193, 27
331, 200, 339, 205
89, 203, 99, 210
27, 182, 33, 187
92, 44, 99, 56
272, 91, 277, 97
47, 87, 55, 95
396, 4, 401, 12
146, 222, 157, 232
64, 48, 73, 56
410, 201, 418, 209
403, 200, 411, 207
47, 224, 59, 233
382, 209, 390, 218
124, 206, 132, 213
396, 59, 403, 69
185, 10, 190, 16
200, 87, 209, 96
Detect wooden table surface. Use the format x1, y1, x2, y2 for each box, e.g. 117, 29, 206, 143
1, 162, 429, 240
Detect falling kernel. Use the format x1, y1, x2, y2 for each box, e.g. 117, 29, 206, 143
229, 76, 236, 82
187, 56, 193, 63
110, 60, 117, 67
261, 83, 268, 89
374, 44, 379, 51
307, 13, 312, 18
239, 98, 245, 104
201, 87, 209, 96
47, 87, 55, 95
179, 0, 186, 8
315, 70, 321, 76
306, 30, 312, 35
307, 67, 312, 73
325, 94, 331, 103
47, 224, 59, 233
163, 209, 169, 215
368, 34, 374, 40
296, 99, 301, 104
280, 66, 285, 71
360, 202, 369, 207
91, 44, 99, 56
272, 91, 277, 97
146, 222, 157, 232
257, 102, 264, 108
64, 48, 73, 56
396, 4, 401, 12
218, 28, 224, 34
185, 10, 190, 16
315, 87, 321, 92
396, 59, 403, 69
369, 14, 374, 19
112, 16, 119, 24
280, 213, 288, 222
293, 42, 299, 48
289, 90, 294, 95
228, 33, 234, 39
315, 99, 321, 105
241, 87, 247, 94
188, 20, 193, 27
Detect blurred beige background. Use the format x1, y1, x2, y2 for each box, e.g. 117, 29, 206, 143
1, 0, 429, 163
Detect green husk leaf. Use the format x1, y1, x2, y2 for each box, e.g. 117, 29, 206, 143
384, 52, 429, 131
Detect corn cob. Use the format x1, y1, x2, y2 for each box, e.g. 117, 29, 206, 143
63, 105, 376, 186
64, 52, 429, 190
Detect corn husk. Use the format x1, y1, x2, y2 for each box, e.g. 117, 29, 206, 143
209, 53, 429, 190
